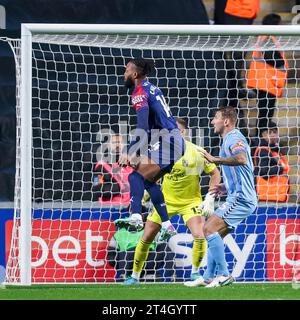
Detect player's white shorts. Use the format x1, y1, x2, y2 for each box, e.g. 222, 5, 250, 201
214, 197, 257, 230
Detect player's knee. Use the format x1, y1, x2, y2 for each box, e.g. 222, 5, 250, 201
143, 179, 154, 190
192, 232, 204, 239
142, 221, 160, 242
191, 228, 205, 239
189, 223, 205, 239
142, 233, 156, 243
128, 171, 144, 185
203, 223, 214, 238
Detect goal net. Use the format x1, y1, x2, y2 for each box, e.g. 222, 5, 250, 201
4, 24, 300, 285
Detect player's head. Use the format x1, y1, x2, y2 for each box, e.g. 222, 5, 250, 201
175, 117, 187, 137
124, 58, 155, 89
211, 106, 237, 136
262, 13, 281, 25
109, 134, 124, 155
260, 122, 279, 146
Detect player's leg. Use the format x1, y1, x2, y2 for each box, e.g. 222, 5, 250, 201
203, 214, 231, 282
135, 156, 166, 182
182, 206, 210, 287
124, 219, 161, 285
138, 157, 169, 221
202, 217, 230, 283
136, 155, 176, 239
185, 211, 206, 280
115, 156, 172, 232
119, 134, 185, 235
139, 133, 185, 238
185, 247, 216, 287
203, 217, 234, 288
202, 247, 216, 282
115, 153, 168, 230
203, 199, 256, 288
114, 170, 145, 230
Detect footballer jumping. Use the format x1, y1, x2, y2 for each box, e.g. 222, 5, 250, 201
123, 118, 221, 285
116, 58, 186, 240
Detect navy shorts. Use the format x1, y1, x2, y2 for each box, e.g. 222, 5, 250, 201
148, 129, 186, 173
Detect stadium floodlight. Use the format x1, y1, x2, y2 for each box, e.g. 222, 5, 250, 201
3, 24, 300, 285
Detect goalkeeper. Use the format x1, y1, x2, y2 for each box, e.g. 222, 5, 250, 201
123, 118, 221, 285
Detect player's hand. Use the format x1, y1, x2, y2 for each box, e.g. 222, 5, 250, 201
118, 153, 130, 167
128, 154, 140, 169
198, 192, 215, 217
118, 153, 140, 169
198, 149, 220, 164
209, 183, 227, 198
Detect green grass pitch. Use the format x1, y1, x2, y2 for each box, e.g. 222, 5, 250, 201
0, 283, 299, 300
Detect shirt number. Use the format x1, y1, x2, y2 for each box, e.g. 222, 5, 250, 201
156, 95, 171, 117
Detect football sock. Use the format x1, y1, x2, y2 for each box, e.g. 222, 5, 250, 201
128, 171, 145, 215
203, 244, 216, 280
192, 238, 206, 272
192, 266, 199, 274
206, 232, 229, 277
144, 180, 169, 222
132, 239, 151, 277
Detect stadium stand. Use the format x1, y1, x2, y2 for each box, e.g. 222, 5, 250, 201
0, 31, 18, 201
203, 0, 300, 203
1, 0, 299, 287
0, 0, 222, 202
0, 0, 299, 203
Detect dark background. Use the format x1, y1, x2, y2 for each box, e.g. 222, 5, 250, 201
0, 0, 225, 202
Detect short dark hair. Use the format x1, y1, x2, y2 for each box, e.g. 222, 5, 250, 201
259, 121, 278, 137
262, 13, 281, 25
175, 117, 187, 129
128, 58, 155, 77
215, 106, 237, 124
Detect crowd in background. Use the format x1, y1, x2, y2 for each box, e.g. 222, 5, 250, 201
0, 0, 294, 203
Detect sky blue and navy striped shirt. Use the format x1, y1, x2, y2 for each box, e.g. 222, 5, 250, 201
220, 129, 257, 204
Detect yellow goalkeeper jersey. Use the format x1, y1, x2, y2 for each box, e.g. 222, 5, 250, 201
162, 140, 216, 207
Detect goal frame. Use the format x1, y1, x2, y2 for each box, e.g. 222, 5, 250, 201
18, 23, 300, 286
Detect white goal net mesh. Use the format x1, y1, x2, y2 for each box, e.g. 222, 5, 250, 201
5, 31, 300, 284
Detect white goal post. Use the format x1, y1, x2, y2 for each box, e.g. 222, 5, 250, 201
4, 24, 300, 285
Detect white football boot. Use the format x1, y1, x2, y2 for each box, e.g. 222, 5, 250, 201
205, 275, 234, 288
184, 276, 212, 287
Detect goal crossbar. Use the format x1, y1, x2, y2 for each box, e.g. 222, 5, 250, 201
22, 23, 300, 36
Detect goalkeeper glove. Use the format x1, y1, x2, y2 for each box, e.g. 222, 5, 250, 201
199, 192, 215, 217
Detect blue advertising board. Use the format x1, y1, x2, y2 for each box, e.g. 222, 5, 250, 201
0, 205, 299, 282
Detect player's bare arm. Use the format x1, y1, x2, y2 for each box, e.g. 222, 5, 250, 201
200, 150, 247, 166
209, 183, 227, 198
207, 168, 221, 192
